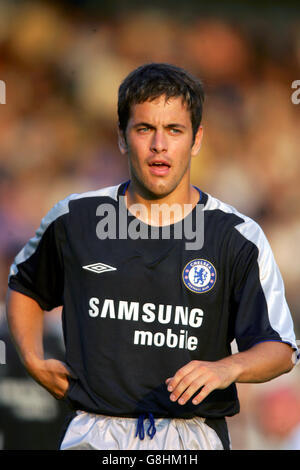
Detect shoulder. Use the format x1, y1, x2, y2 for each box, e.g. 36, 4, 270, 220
52, 184, 120, 215
203, 192, 267, 248
204, 193, 262, 238
42, 184, 121, 225
28, 183, 122, 245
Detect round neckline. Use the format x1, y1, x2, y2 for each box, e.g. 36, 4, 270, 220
118, 180, 203, 231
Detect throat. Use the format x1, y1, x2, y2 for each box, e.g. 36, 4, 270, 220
124, 183, 199, 226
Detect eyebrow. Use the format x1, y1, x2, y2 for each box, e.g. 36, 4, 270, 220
133, 122, 187, 129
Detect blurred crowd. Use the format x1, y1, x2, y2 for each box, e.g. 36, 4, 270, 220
0, 0, 299, 450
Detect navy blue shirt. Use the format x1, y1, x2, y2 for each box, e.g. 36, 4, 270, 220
8, 181, 298, 419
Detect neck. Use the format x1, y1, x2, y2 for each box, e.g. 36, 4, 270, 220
124, 181, 200, 226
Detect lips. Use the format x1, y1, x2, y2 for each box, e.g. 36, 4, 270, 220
148, 159, 171, 176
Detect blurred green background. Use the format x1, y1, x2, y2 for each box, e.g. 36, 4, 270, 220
0, 0, 300, 450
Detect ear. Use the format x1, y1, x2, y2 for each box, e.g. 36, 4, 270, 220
191, 125, 203, 157
118, 127, 128, 155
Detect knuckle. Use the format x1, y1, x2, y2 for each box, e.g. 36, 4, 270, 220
176, 368, 184, 378
213, 378, 222, 389
56, 390, 66, 400
205, 382, 217, 394
200, 385, 210, 395
194, 377, 205, 387
196, 366, 205, 375
181, 376, 190, 387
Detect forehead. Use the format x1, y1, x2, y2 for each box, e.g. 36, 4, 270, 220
128, 95, 192, 127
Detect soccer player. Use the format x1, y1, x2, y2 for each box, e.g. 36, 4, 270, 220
6, 63, 298, 450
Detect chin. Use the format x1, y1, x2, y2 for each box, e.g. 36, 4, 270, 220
144, 183, 176, 200
132, 173, 179, 200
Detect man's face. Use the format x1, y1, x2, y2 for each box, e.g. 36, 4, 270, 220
118, 95, 203, 200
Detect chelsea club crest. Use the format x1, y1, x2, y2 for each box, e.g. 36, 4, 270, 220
182, 259, 217, 293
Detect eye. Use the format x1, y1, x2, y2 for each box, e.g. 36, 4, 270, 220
169, 128, 181, 135
137, 126, 151, 133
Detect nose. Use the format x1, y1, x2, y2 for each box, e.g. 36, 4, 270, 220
150, 130, 167, 153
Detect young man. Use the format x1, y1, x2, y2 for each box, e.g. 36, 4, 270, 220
6, 63, 298, 450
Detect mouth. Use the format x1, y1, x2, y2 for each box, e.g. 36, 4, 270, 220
148, 159, 171, 176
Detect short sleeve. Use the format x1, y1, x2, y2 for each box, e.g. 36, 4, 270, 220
231, 221, 298, 354
8, 208, 65, 311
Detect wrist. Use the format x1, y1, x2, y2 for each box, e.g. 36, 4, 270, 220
23, 352, 44, 374
218, 354, 245, 383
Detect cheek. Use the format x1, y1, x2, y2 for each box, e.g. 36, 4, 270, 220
127, 147, 147, 174
172, 144, 192, 168
129, 149, 143, 167
127, 138, 147, 158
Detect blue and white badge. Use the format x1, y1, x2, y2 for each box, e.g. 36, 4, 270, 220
182, 259, 217, 293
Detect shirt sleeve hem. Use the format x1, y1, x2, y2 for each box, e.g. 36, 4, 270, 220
237, 338, 300, 364
253, 338, 299, 353
8, 281, 55, 311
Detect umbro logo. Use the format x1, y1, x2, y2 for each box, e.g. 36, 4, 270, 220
82, 262, 117, 274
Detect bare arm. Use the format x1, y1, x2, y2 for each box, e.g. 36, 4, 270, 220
166, 341, 294, 406
6, 288, 71, 399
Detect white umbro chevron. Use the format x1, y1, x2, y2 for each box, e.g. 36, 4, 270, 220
82, 262, 117, 274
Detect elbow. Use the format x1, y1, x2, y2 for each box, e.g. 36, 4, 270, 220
284, 361, 294, 374
282, 346, 297, 375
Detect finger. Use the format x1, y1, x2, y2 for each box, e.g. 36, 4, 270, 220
45, 377, 69, 400
167, 361, 200, 392
191, 381, 217, 405
53, 388, 68, 400
175, 374, 210, 405
55, 375, 72, 399
169, 368, 206, 403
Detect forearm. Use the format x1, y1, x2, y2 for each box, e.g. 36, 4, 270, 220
166, 341, 295, 406
6, 288, 45, 370
6, 288, 71, 399
219, 341, 294, 384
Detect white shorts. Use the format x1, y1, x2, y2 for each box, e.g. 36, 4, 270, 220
60, 411, 229, 450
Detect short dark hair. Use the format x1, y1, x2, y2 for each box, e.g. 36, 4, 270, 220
118, 63, 205, 140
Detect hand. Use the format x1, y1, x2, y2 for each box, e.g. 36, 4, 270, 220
165, 359, 239, 406
27, 358, 75, 400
